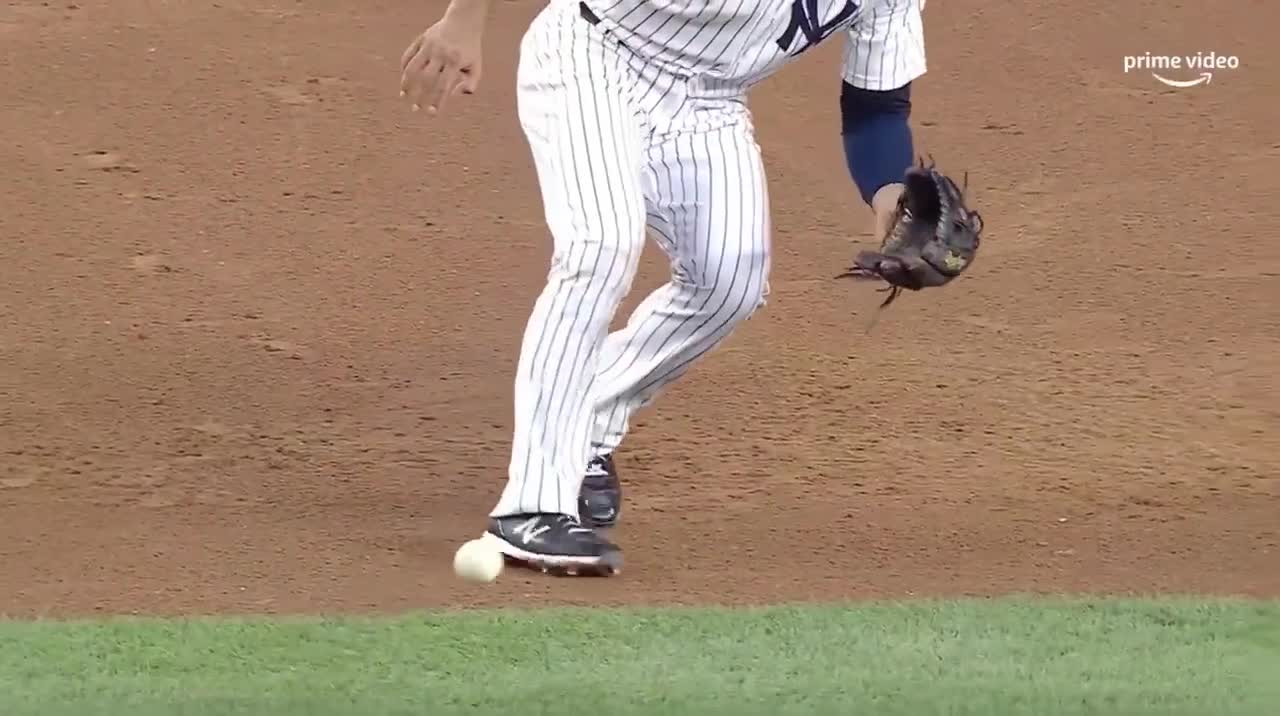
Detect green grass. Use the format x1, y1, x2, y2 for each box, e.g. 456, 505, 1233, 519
3, 599, 1279, 715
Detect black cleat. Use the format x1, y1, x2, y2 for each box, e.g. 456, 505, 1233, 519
578, 454, 622, 528
482, 513, 623, 576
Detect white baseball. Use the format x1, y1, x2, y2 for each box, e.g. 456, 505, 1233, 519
453, 538, 504, 583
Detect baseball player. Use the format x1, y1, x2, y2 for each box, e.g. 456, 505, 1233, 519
401, 0, 977, 576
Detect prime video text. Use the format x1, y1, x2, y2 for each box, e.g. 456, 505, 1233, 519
1123, 52, 1240, 73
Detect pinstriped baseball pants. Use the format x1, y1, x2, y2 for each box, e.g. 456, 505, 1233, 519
491, 1, 771, 518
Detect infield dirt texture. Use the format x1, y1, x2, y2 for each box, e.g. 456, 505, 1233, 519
2, 0, 1277, 619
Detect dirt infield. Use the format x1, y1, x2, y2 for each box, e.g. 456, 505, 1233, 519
2, 1, 1277, 618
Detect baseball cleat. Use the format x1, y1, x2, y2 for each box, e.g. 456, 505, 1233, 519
578, 453, 622, 528
482, 513, 623, 576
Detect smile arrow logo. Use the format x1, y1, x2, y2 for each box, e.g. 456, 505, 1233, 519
1151, 71, 1213, 88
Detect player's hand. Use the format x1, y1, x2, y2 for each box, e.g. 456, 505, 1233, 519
399, 6, 485, 115
869, 183, 905, 240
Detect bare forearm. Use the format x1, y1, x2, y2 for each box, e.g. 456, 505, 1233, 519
443, 0, 491, 24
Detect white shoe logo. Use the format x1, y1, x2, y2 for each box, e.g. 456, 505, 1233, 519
511, 519, 551, 544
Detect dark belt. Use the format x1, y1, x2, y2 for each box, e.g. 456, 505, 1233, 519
579, 1, 601, 25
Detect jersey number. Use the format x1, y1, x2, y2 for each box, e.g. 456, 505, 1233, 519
776, 0, 859, 56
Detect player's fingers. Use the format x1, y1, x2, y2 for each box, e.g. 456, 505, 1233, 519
427, 67, 461, 114
399, 61, 416, 99
400, 40, 437, 98
458, 65, 482, 94
406, 58, 445, 111
400, 36, 423, 74
400, 52, 425, 99
449, 70, 473, 97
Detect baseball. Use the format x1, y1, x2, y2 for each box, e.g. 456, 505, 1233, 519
453, 538, 504, 583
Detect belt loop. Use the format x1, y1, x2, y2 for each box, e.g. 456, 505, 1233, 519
579, 2, 601, 26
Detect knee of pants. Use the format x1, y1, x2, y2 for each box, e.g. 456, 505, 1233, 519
697, 244, 771, 325
550, 228, 646, 301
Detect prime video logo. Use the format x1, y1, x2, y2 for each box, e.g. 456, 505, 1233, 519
1123, 52, 1240, 87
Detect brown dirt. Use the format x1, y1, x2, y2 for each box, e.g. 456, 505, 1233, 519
2, 1, 1278, 618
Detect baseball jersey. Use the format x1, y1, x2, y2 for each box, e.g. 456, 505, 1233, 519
578, 0, 927, 90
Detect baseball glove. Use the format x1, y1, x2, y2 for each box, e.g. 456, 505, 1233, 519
838, 158, 984, 309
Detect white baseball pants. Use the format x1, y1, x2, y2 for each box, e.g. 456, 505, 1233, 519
492, 1, 771, 518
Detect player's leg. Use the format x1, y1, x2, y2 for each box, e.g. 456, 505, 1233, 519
584, 114, 772, 491
574, 206, 683, 527
483, 2, 645, 573
573, 206, 684, 528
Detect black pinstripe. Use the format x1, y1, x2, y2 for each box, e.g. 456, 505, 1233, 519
889, 0, 902, 87
858, 7, 878, 80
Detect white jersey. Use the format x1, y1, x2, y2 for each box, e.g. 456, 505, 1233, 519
580, 0, 927, 90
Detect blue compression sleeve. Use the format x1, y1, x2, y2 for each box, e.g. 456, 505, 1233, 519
841, 81, 914, 205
